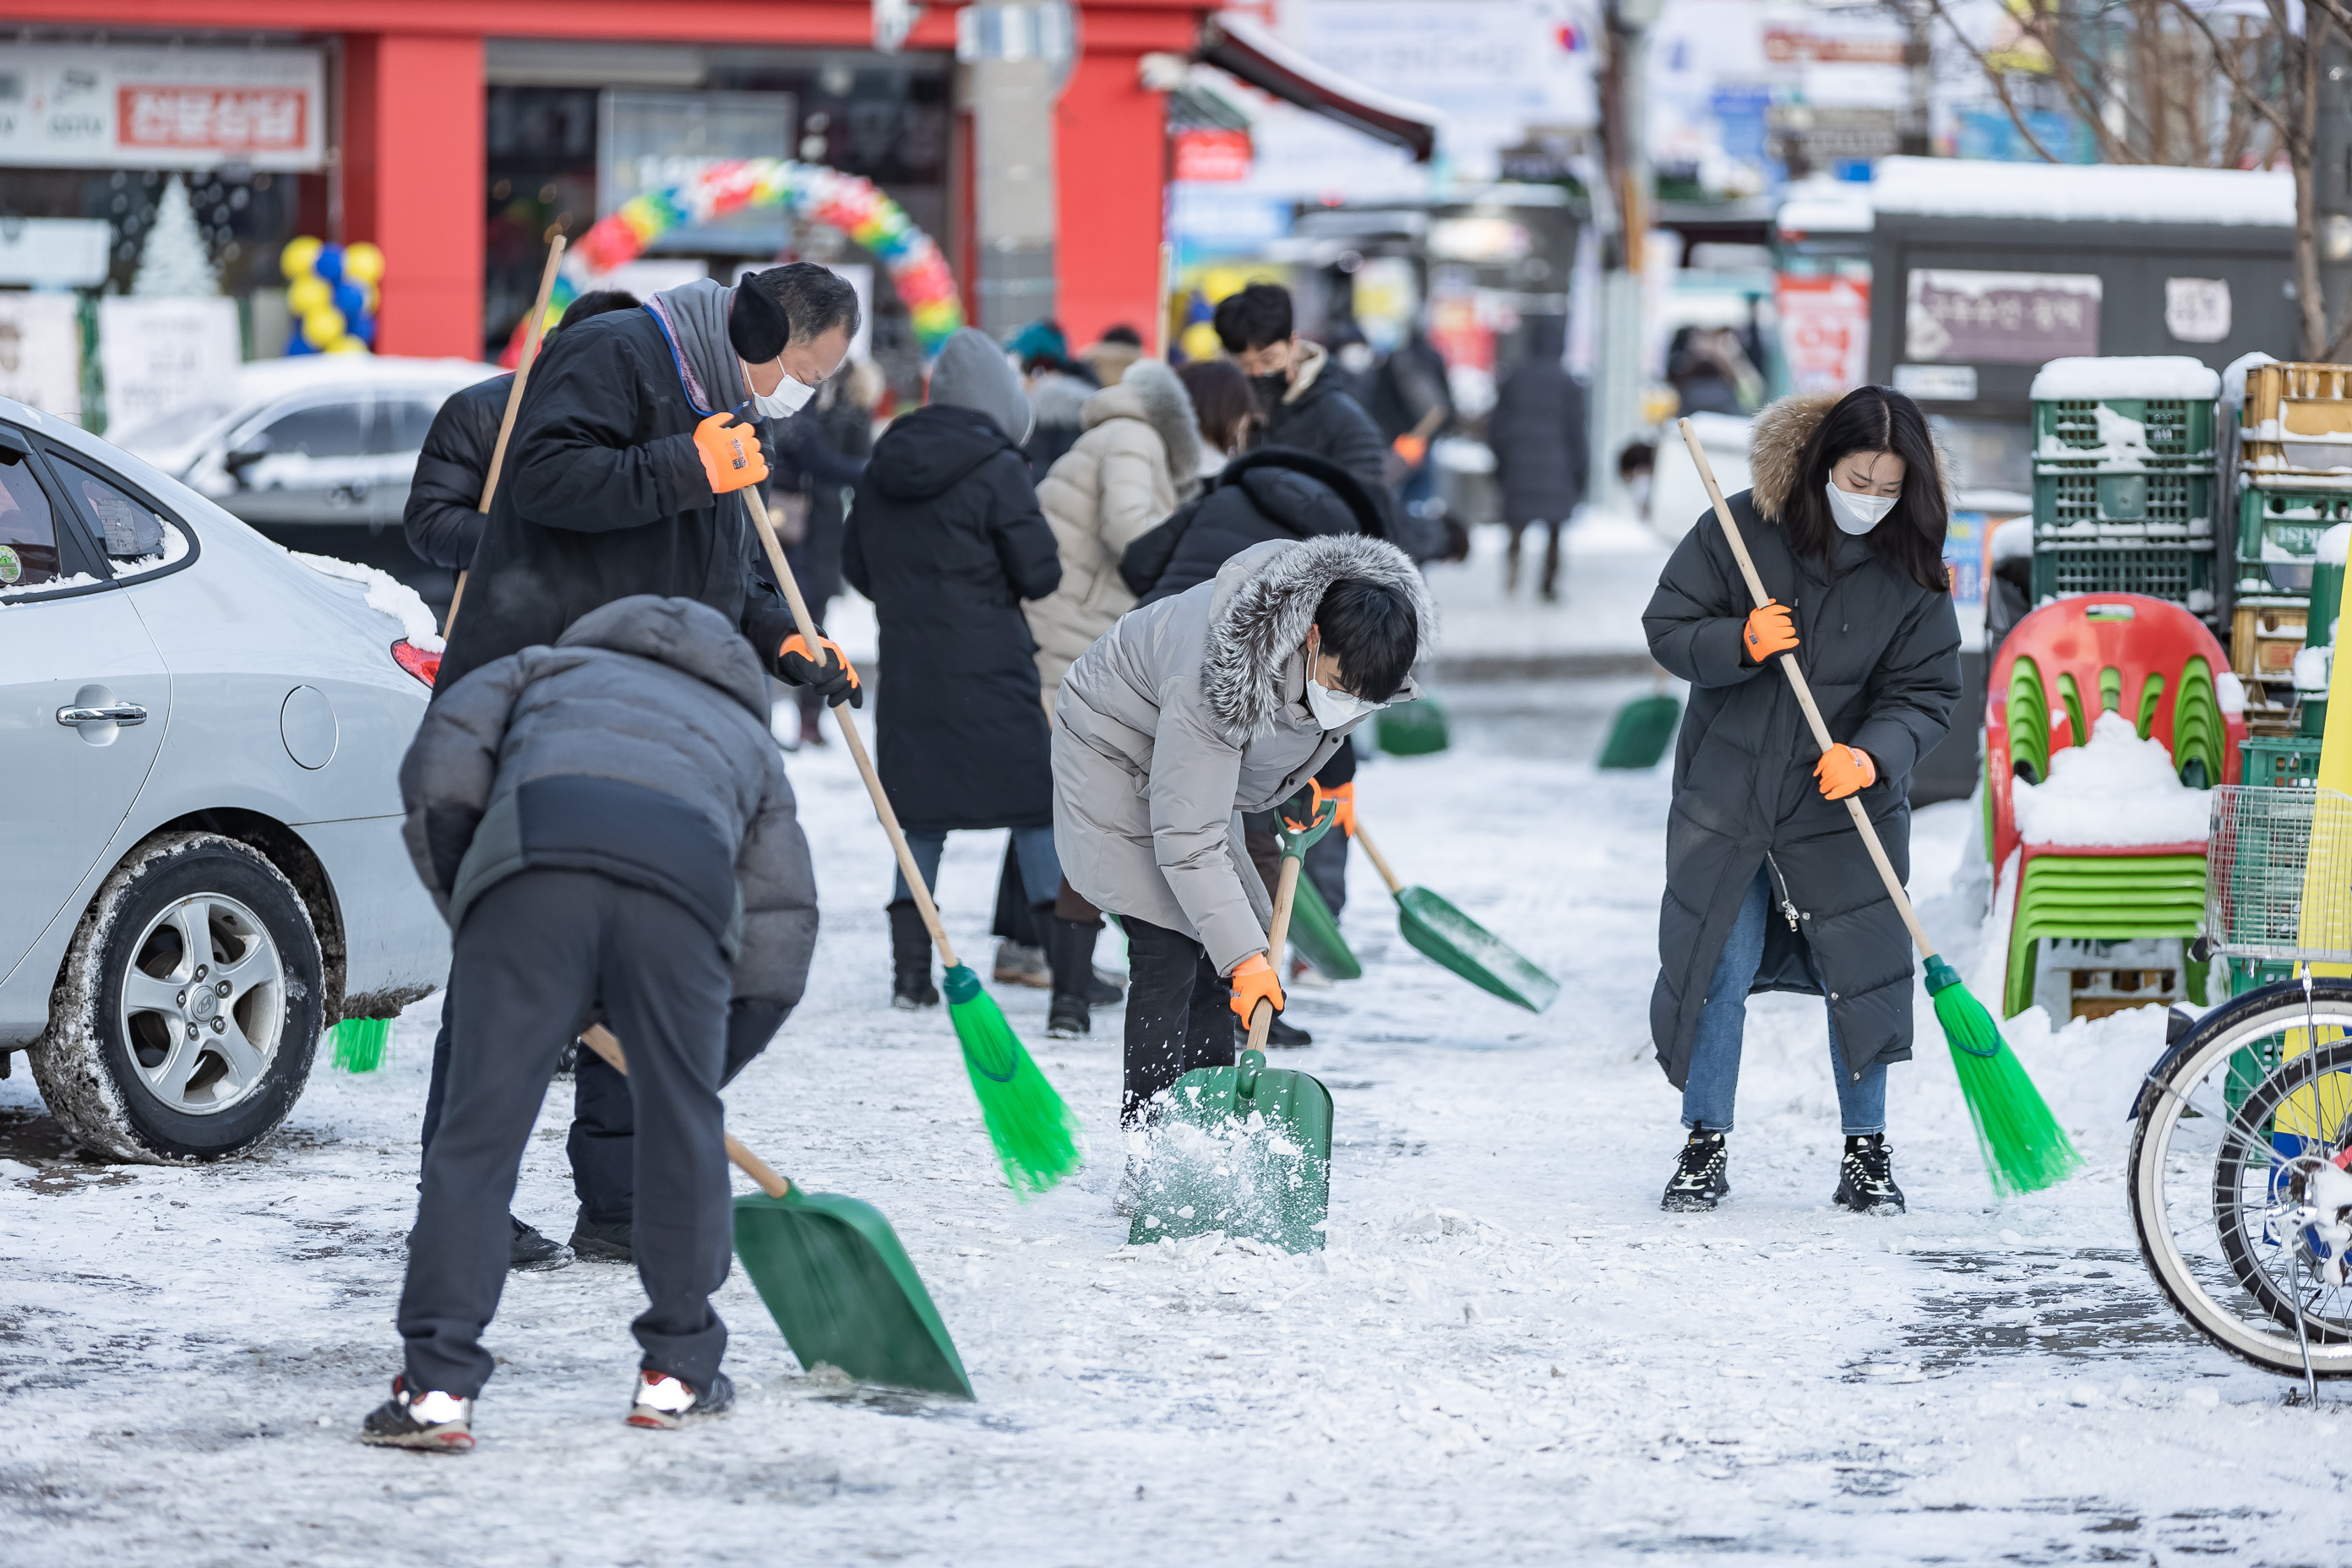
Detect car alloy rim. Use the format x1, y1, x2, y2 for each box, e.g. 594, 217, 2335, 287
116, 892, 285, 1116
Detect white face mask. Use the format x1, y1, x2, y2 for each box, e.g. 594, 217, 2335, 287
1824, 478, 1898, 536
1305, 676, 1386, 732
749, 363, 816, 419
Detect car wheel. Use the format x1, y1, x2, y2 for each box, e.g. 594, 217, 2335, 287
30, 831, 325, 1162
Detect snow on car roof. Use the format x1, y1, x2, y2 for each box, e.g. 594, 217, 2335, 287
1870, 155, 2294, 227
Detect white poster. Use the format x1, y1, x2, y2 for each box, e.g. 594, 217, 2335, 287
2165, 277, 2232, 344
0, 43, 326, 171
98, 297, 242, 439
0, 293, 83, 423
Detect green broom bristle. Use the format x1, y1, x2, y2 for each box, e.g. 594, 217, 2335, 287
943, 966, 1084, 1195
331, 1017, 391, 1074
1925, 958, 2082, 1197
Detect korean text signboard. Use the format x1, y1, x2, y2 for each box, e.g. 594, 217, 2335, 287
0, 44, 324, 170
1776, 274, 1870, 395
1904, 269, 2100, 364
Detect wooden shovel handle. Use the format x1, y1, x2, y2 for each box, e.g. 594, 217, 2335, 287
1351, 822, 1407, 898
1247, 856, 1306, 1050
445, 233, 567, 636
580, 1025, 790, 1200
1674, 418, 1935, 961
740, 485, 963, 971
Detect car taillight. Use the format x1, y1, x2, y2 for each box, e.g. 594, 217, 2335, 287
392, 639, 440, 688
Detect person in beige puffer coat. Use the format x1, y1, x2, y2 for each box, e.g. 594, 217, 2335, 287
1027, 358, 1204, 700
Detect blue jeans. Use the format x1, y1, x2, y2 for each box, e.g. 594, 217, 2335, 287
892, 825, 1061, 909
1681, 868, 1887, 1136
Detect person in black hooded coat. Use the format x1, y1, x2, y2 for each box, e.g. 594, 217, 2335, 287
1488, 315, 1590, 602
1119, 446, 1385, 607
844, 327, 1064, 1007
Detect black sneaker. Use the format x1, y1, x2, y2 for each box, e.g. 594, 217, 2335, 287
1265, 1013, 1313, 1048
1662, 1129, 1729, 1211
360, 1375, 474, 1452
1047, 994, 1090, 1039
626, 1369, 734, 1430
893, 977, 941, 1010
1089, 966, 1124, 1005
1832, 1134, 1906, 1215
569, 1211, 633, 1263
510, 1216, 573, 1271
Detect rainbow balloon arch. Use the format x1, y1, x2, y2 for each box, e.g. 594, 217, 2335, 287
502, 159, 964, 367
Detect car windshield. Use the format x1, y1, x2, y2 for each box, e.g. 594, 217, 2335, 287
114, 401, 234, 451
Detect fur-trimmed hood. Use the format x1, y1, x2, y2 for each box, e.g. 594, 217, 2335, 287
1082, 357, 1201, 486
1200, 534, 1431, 741
1746, 389, 1952, 523
1029, 368, 1093, 430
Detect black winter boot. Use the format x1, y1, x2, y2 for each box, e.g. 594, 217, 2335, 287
1832, 1134, 1906, 1214
889, 901, 939, 1010
1045, 910, 1098, 1038
1662, 1129, 1729, 1211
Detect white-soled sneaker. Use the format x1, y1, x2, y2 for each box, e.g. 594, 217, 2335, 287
360, 1376, 474, 1451
626, 1368, 735, 1430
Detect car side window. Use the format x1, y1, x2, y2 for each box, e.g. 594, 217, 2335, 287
0, 455, 63, 591
50, 455, 189, 579
371, 398, 440, 457
254, 401, 368, 459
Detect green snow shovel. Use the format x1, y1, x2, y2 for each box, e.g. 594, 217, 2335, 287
1284, 872, 1363, 982
1353, 821, 1560, 1013
581, 1027, 974, 1400
1127, 792, 1337, 1255
1597, 680, 1681, 770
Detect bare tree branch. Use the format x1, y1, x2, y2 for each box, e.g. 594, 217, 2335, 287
2160, 0, 2300, 149
1921, 0, 2066, 161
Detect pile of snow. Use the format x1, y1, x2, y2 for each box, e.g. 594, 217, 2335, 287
2223, 350, 2278, 408
2321, 521, 2352, 567
1871, 155, 2293, 227
2029, 357, 2221, 402
288, 552, 444, 651
1990, 514, 2034, 564
2014, 710, 2210, 847
2215, 671, 2247, 713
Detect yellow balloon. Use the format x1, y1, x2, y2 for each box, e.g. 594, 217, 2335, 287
326, 335, 370, 356
1179, 322, 1223, 362
286, 276, 331, 315
342, 242, 384, 286
280, 236, 323, 281
301, 306, 347, 349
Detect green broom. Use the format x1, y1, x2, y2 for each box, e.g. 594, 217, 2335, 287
330, 1016, 392, 1072
743, 487, 1081, 1195
1677, 419, 2081, 1197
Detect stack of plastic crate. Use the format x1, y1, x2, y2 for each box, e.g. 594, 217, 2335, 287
2232, 362, 2352, 734
2029, 357, 2221, 621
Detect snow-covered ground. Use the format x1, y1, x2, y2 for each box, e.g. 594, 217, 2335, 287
4, 527, 2348, 1565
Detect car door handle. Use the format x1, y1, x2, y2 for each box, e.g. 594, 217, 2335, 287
57, 701, 148, 726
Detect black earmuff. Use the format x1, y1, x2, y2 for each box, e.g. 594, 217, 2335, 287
728, 274, 792, 362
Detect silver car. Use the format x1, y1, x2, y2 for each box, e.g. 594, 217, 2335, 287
0, 395, 449, 1162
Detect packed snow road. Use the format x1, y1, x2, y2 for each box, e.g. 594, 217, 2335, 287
5, 633, 2350, 1562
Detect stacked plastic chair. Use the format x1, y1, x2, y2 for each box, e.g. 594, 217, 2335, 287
1984, 594, 2247, 1016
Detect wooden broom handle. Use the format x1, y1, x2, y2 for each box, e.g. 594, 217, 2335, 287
1351, 823, 1407, 897
580, 1024, 789, 1199
1247, 855, 1305, 1050
741, 484, 963, 970
445, 234, 566, 634
1675, 418, 1936, 961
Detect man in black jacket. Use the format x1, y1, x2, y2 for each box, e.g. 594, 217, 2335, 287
415, 264, 863, 1271
400, 289, 643, 604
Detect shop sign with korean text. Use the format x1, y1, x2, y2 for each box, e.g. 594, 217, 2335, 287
1903, 269, 2099, 364
0, 43, 324, 171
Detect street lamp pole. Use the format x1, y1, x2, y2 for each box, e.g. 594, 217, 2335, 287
1591, 0, 1664, 517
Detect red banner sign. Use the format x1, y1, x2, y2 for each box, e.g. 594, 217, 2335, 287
117, 86, 310, 155
1173, 129, 1253, 183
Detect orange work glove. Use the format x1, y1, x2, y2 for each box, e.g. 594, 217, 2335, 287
1391, 433, 1429, 466
779, 632, 863, 709
694, 410, 770, 495
1228, 952, 1286, 1026
1814, 744, 1876, 800
1308, 781, 1357, 838
1743, 600, 1799, 662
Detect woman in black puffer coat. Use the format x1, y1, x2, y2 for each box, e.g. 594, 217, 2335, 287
1643, 385, 1961, 1219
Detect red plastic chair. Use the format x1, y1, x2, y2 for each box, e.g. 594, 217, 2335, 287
1984, 593, 2244, 878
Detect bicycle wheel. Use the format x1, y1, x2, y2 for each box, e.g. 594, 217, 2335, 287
2130, 978, 2352, 1377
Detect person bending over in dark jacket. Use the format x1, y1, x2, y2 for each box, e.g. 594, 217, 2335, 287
415, 266, 863, 1272
400, 289, 644, 608
844, 327, 1065, 1010
1052, 536, 1429, 1215
1643, 385, 1960, 1219
1488, 316, 1590, 602
363, 596, 819, 1451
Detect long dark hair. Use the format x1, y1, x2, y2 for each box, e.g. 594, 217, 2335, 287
1179, 358, 1255, 452
1783, 385, 1950, 594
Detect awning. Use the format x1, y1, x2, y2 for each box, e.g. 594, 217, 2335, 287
1197, 12, 1440, 163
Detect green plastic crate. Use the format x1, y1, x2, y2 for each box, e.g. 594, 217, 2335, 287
2033, 458, 2214, 531
2035, 395, 2217, 461
2241, 733, 2327, 788
2228, 956, 2300, 997
2235, 487, 2352, 591
2030, 543, 2213, 605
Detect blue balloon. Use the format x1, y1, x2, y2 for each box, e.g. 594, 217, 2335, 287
286, 334, 318, 356
331, 280, 367, 318
351, 314, 378, 346
313, 244, 344, 284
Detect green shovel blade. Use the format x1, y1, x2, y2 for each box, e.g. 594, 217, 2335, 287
1127, 1051, 1331, 1254
1284, 874, 1363, 981
1596, 692, 1681, 770
1395, 885, 1560, 1013
732, 1190, 974, 1400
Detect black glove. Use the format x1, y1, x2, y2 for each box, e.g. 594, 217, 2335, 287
779, 632, 863, 709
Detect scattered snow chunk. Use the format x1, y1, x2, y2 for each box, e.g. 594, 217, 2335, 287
2224, 350, 2278, 407
1990, 514, 2034, 565
2322, 521, 2352, 568
2213, 672, 2246, 714
2295, 645, 2333, 694
289, 551, 445, 651
2028, 357, 2221, 402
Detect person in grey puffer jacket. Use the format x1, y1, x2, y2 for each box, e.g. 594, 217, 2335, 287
367, 595, 816, 1450
1052, 534, 1429, 1198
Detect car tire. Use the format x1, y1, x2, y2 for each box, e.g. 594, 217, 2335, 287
30, 831, 325, 1162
